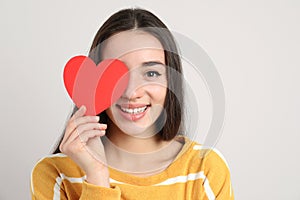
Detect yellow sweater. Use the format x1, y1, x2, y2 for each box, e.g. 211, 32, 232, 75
31, 137, 234, 199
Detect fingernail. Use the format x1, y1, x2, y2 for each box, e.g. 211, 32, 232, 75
95, 116, 100, 122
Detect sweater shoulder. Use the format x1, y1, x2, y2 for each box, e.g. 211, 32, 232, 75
31, 153, 84, 179
178, 137, 230, 173
31, 154, 87, 199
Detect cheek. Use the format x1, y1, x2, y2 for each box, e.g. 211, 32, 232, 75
147, 85, 167, 104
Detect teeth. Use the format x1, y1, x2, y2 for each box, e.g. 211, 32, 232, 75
120, 106, 147, 114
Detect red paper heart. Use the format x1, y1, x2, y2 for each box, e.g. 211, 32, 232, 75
63, 56, 129, 116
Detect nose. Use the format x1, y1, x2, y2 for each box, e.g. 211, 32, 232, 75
121, 72, 144, 100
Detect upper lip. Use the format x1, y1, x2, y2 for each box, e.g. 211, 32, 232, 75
117, 104, 150, 109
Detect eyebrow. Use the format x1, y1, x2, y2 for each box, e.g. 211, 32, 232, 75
141, 61, 165, 67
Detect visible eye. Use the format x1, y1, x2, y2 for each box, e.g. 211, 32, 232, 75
145, 71, 161, 78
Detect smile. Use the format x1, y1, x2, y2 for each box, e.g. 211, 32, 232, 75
116, 104, 150, 121
120, 106, 148, 114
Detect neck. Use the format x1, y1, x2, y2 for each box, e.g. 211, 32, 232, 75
106, 121, 170, 153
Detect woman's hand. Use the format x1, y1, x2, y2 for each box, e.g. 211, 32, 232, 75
59, 105, 110, 187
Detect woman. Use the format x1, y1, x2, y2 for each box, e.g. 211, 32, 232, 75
31, 8, 234, 199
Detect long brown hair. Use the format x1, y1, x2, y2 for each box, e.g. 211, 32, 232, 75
53, 8, 183, 154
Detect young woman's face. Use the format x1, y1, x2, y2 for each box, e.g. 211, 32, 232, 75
102, 30, 167, 137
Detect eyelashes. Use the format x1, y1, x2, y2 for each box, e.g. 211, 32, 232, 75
145, 71, 162, 78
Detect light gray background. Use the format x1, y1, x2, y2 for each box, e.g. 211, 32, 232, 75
1, 0, 299, 199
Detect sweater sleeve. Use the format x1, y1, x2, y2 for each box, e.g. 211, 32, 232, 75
80, 181, 121, 199
30, 157, 66, 200
30, 156, 121, 200
202, 149, 234, 200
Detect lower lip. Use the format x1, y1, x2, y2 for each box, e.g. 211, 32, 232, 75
118, 106, 149, 121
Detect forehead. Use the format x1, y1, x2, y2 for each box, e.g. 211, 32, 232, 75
101, 30, 164, 59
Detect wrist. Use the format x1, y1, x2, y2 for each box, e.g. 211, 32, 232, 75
85, 168, 110, 187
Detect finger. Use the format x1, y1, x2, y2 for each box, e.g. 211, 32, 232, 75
60, 129, 105, 153
63, 114, 100, 144
70, 105, 86, 121
63, 106, 86, 139
77, 123, 106, 133
65, 123, 106, 145
74, 115, 100, 127
65, 115, 100, 137
77, 130, 106, 144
